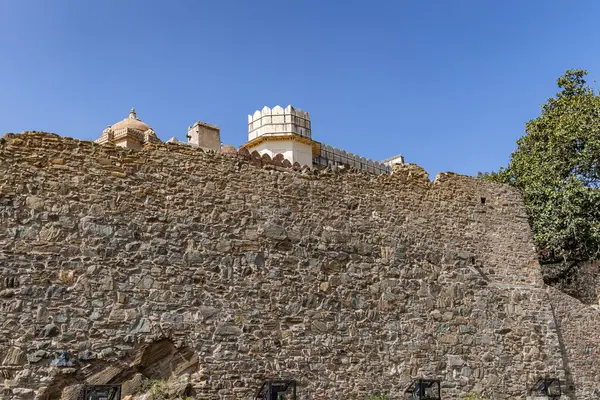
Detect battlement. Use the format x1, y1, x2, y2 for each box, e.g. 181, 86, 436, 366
315, 143, 391, 174
248, 105, 311, 141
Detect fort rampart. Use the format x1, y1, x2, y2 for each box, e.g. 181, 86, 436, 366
0, 132, 599, 399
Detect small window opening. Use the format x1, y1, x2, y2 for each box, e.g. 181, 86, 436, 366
480, 197, 486, 205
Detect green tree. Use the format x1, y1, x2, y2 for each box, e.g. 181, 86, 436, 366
484, 69, 600, 263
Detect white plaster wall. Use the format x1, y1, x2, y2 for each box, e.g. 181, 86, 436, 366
250, 140, 313, 167
383, 155, 404, 167
292, 141, 313, 167
251, 141, 294, 164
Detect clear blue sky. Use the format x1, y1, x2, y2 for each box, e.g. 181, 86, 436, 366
2, 1, 600, 177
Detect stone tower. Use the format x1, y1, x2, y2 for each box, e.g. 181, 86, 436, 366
186, 121, 221, 151
243, 105, 317, 167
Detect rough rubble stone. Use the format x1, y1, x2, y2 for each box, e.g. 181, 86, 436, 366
0, 132, 597, 399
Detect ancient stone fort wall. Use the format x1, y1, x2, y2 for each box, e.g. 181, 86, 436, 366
0, 132, 599, 399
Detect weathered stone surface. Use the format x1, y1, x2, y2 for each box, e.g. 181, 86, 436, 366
86, 365, 125, 385
214, 324, 243, 336
59, 384, 83, 400
27, 350, 47, 364
122, 373, 144, 396
448, 355, 465, 367
12, 388, 34, 398
260, 222, 288, 240
0, 132, 596, 399
2, 348, 25, 366
40, 323, 59, 338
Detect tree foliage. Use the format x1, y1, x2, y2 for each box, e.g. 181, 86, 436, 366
484, 69, 600, 262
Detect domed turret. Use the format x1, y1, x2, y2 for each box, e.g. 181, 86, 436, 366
96, 108, 160, 150
110, 108, 152, 132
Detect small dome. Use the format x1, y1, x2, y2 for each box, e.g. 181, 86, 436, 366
110, 108, 152, 132
221, 144, 238, 156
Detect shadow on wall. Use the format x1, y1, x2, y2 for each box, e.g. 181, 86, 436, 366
541, 260, 600, 305
38, 339, 198, 400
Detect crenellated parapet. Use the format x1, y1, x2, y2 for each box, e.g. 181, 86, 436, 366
314, 143, 391, 175
245, 105, 397, 174
248, 105, 311, 141
243, 105, 316, 167
95, 106, 400, 175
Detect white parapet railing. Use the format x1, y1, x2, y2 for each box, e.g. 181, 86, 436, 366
313, 143, 392, 175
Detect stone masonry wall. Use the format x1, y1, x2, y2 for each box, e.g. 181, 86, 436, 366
0, 132, 597, 399
547, 287, 600, 399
